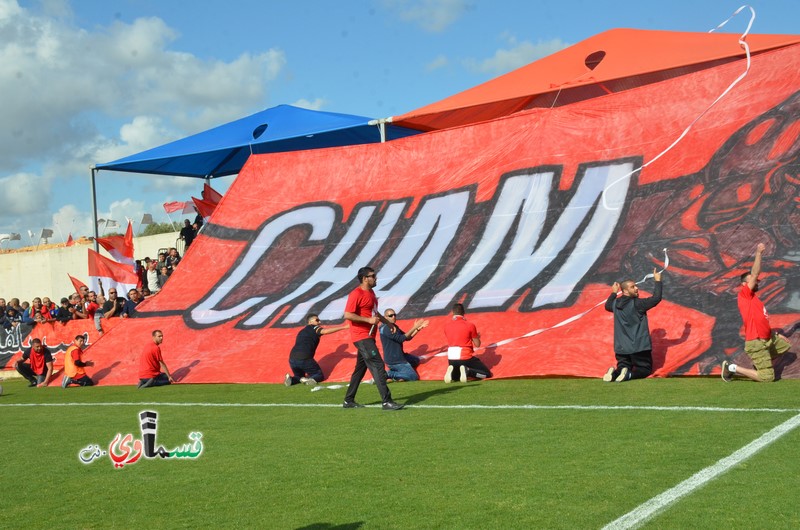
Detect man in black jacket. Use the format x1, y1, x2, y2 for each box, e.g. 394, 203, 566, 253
603, 269, 663, 382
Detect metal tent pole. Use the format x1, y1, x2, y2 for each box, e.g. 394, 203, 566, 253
90, 167, 99, 252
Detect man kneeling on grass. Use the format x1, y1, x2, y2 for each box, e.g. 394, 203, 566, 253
62, 335, 94, 387
722, 243, 792, 382
138, 330, 175, 388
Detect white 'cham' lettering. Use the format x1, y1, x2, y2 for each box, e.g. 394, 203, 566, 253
471, 162, 633, 309
241, 201, 408, 326
190, 205, 335, 325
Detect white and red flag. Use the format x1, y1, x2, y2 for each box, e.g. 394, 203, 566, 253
95, 221, 134, 266
87, 249, 138, 296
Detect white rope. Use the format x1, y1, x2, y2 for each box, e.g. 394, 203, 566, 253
417, 249, 669, 356
601, 5, 755, 211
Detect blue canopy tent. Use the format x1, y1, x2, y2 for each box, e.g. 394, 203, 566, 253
90, 104, 420, 247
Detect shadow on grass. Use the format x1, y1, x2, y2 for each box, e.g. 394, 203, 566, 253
403, 383, 472, 405
296, 523, 363, 529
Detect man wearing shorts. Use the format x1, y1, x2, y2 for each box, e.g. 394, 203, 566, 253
722, 243, 792, 382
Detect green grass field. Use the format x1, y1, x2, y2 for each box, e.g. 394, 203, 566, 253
2, 377, 800, 529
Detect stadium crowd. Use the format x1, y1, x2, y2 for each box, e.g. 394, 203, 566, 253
1, 247, 184, 332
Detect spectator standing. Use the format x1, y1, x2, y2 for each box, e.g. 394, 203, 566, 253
180, 219, 196, 250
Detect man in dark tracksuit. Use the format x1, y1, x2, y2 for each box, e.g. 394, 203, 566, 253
603, 269, 663, 382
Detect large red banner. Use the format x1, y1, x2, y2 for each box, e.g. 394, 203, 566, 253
83, 44, 799, 385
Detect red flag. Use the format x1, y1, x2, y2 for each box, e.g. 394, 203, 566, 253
87, 249, 139, 295
202, 183, 223, 205
163, 201, 187, 214
68, 274, 88, 295
66, 233, 74, 246
96, 221, 134, 266
192, 196, 217, 220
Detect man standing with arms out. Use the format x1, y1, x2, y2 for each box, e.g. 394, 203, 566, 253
14, 338, 54, 387
62, 335, 94, 387
342, 267, 404, 410
285, 314, 348, 387
138, 330, 175, 388
444, 303, 492, 383
603, 269, 663, 382
722, 243, 792, 382
380, 309, 429, 381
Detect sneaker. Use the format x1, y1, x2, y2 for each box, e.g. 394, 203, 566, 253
61, 375, 71, 389
137, 378, 155, 389
28, 380, 38, 387
300, 377, 317, 387
602, 367, 615, 382
342, 401, 364, 409
459, 365, 468, 382
444, 365, 454, 383
382, 401, 404, 411
284, 373, 292, 387
615, 367, 629, 382
363, 378, 375, 385
721, 361, 733, 382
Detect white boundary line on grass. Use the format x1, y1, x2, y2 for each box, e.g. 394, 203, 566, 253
602, 412, 800, 530
0, 402, 799, 413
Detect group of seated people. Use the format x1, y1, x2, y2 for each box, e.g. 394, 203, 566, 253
1, 247, 184, 331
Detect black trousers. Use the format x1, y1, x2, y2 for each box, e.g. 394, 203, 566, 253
138, 373, 171, 387
68, 375, 94, 386
16, 363, 45, 385
449, 357, 493, 380
614, 350, 653, 380
344, 338, 392, 404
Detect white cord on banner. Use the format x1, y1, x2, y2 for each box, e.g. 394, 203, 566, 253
419, 249, 670, 356
601, 5, 755, 211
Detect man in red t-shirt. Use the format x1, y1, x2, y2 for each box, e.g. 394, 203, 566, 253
443, 303, 492, 383
62, 335, 94, 387
342, 266, 403, 410
138, 330, 175, 388
14, 338, 54, 387
722, 243, 792, 382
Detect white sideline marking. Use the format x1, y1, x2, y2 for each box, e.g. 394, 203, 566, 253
0, 402, 798, 413
602, 412, 800, 530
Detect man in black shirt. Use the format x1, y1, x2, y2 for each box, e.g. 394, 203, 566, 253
285, 314, 347, 387
603, 268, 663, 382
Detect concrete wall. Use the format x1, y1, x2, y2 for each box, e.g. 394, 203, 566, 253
0, 232, 182, 302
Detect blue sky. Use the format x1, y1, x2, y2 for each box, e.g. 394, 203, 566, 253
1, 0, 798, 247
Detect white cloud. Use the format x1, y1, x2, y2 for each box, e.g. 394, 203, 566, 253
426, 54, 448, 72
384, 0, 468, 32
51, 203, 85, 240
0, 0, 287, 234
0, 171, 52, 215
292, 98, 327, 111
465, 38, 570, 75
